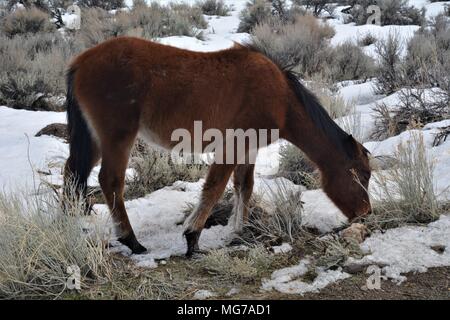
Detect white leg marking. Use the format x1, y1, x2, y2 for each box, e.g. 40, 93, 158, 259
183, 200, 205, 232
231, 191, 244, 233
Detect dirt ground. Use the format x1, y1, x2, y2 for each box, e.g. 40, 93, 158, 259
304, 267, 450, 300
73, 252, 450, 300
243, 266, 450, 300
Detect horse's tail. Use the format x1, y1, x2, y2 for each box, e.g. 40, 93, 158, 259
64, 67, 95, 199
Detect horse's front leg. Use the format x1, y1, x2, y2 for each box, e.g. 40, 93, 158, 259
183, 163, 236, 257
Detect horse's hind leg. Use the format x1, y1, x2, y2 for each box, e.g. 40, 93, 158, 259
99, 134, 146, 254
232, 164, 255, 232
183, 163, 236, 257
63, 144, 101, 214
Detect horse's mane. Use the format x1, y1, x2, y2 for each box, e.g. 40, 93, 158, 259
284, 71, 356, 159
242, 43, 356, 160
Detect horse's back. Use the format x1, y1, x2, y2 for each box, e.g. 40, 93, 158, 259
69, 37, 290, 148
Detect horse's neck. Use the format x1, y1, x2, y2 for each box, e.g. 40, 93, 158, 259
282, 106, 345, 172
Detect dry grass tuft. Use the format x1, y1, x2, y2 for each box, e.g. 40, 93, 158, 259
125, 140, 206, 199
240, 179, 307, 245
0, 186, 112, 299
195, 246, 275, 283
362, 133, 441, 230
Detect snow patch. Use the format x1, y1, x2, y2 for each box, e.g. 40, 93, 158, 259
91, 181, 235, 266
193, 289, 217, 300
271, 243, 293, 254
262, 259, 351, 295
348, 214, 450, 283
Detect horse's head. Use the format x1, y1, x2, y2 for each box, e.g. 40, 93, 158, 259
322, 135, 372, 220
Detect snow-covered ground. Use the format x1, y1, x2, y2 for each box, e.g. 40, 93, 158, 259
1, 0, 449, 296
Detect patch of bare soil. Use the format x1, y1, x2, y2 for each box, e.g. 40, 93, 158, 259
304, 267, 450, 300
237, 267, 450, 300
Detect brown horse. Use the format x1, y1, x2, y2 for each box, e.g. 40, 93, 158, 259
64, 37, 371, 256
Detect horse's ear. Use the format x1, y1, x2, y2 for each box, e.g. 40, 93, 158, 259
348, 134, 371, 156
347, 134, 357, 148
362, 146, 371, 155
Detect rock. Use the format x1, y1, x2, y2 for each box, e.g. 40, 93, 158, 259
341, 223, 369, 244
430, 245, 446, 254
343, 263, 368, 274
35, 123, 68, 141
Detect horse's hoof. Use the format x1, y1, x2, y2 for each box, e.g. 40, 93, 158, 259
184, 229, 201, 258
188, 250, 207, 259
131, 243, 147, 255
118, 234, 147, 254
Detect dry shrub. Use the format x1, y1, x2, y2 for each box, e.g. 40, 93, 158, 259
403, 15, 450, 91
0, 33, 74, 110
372, 88, 450, 140
76, 7, 122, 47
238, 0, 308, 32
348, 0, 425, 26
198, 0, 230, 16
375, 32, 404, 94
195, 246, 274, 282
78, 3, 207, 47
1, 7, 55, 37
249, 5, 375, 81
357, 32, 377, 46
278, 144, 318, 189
330, 41, 375, 82
293, 0, 335, 17
250, 14, 334, 74
364, 133, 441, 230
0, 1, 207, 108
237, 0, 272, 33
125, 140, 206, 199
240, 179, 306, 245
77, 0, 124, 10
166, 2, 208, 37
376, 15, 450, 96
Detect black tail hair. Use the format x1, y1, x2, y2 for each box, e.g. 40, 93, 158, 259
65, 67, 94, 196
284, 70, 356, 160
